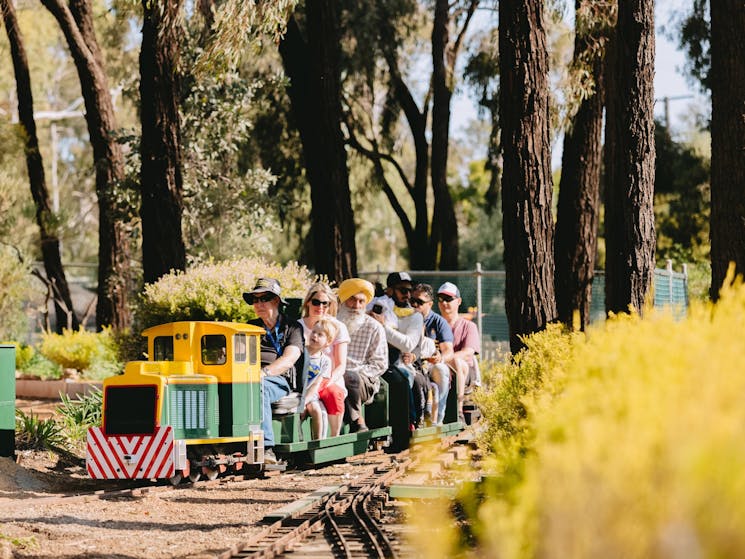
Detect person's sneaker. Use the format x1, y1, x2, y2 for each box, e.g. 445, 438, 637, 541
264, 448, 279, 464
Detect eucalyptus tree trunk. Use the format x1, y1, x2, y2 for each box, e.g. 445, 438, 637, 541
430, 0, 460, 270
41, 0, 131, 330
709, 0, 745, 300
1, 0, 79, 333
279, 2, 358, 283
499, 0, 557, 354
604, 0, 655, 315
140, 0, 187, 285
554, 0, 608, 330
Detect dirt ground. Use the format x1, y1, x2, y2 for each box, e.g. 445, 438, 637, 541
1, 400, 387, 559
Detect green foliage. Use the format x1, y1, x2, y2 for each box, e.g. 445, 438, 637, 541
137, 257, 314, 327
39, 327, 120, 377
654, 121, 710, 265
192, 0, 299, 76
686, 259, 711, 302
57, 387, 102, 427
673, 0, 710, 92
454, 159, 504, 268
57, 387, 102, 442
18, 351, 62, 380
180, 72, 280, 261
15, 409, 67, 452
0, 246, 37, 341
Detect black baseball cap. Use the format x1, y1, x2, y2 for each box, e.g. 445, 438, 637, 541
386, 271, 413, 288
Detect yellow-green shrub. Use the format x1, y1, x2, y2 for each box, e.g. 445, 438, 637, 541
39, 327, 119, 377
436, 276, 745, 558
137, 257, 314, 327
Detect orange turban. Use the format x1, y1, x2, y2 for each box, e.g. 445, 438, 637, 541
337, 278, 374, 304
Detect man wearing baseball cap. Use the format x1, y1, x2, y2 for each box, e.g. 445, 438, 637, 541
368, 271, 427, 447
243, 277, 304, 464
437, 282, 481, 421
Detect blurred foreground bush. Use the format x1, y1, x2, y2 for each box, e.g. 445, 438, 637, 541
417, 274, 745, 558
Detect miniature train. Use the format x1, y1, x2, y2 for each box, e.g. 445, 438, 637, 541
86, 320, 463, 483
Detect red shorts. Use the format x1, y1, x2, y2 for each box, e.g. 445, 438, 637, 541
318, 379, 345, 415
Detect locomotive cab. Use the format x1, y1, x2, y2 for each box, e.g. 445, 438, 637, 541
87, 321, 266, 481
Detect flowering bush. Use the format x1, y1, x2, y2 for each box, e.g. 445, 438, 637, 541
39, 327, 120, 379
137, 257, 314, 327
415, 273, 745, 558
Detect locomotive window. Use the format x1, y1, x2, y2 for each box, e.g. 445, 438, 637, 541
234, 333, 247, 363
153, 336, 174, 361
248, 335, 258, 365
201, 334, 227, 365
104, 385, 157, 435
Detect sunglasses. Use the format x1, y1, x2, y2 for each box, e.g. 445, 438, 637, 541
310, 298, 330, 307
437, 295, 455, 303
410, 298, 431, 307
253, 294, 277, 303
395, 286, 412, 294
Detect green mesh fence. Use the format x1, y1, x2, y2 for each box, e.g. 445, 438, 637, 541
360, 266, 689, 354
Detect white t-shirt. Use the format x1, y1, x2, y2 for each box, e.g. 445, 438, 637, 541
298, 317, 350, 395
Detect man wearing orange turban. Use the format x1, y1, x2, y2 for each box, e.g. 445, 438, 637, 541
337, 278, 388, 432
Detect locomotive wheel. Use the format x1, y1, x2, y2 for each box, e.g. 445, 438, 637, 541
188, 470, 201, 483
168, 473, 183, 486
204, 467, 219, 481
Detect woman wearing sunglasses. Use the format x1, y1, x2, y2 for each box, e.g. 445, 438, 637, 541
298, 282, 350, 437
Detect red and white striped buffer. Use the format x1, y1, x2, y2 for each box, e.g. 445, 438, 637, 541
86, 426, 186, 479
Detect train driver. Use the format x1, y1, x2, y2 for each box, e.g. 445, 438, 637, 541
243, 277, 304, 464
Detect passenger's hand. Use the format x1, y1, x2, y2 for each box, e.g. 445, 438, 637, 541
369, 310, 385, 324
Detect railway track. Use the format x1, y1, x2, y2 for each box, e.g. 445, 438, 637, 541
212, 432, 476, 559
215, 453, 410, 559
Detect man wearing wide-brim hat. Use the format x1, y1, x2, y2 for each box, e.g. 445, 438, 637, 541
243, 277, 303, 464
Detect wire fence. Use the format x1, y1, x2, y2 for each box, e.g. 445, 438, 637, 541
35, 262, 689, 360
360, 260, 689, 360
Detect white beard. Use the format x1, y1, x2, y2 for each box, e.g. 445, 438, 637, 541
337, 305, 366, 336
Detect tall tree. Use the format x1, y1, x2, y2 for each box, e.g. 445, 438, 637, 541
40, 0, 131, 330
1, 0, 79, 333
554, 1, 614, 329
709, 0, 745, 299
139, 0, 186, 285
603, 0, 655, 315
279, 2, 358, 283
345, 0, 478, 270
499, 0, 557, 353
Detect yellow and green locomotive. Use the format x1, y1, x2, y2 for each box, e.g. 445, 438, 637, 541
86, 320, 411, 482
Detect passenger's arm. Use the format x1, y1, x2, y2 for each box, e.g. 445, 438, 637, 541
264, 345, 302, 377
384, 313, 422, 353
434, 341, 454, 363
